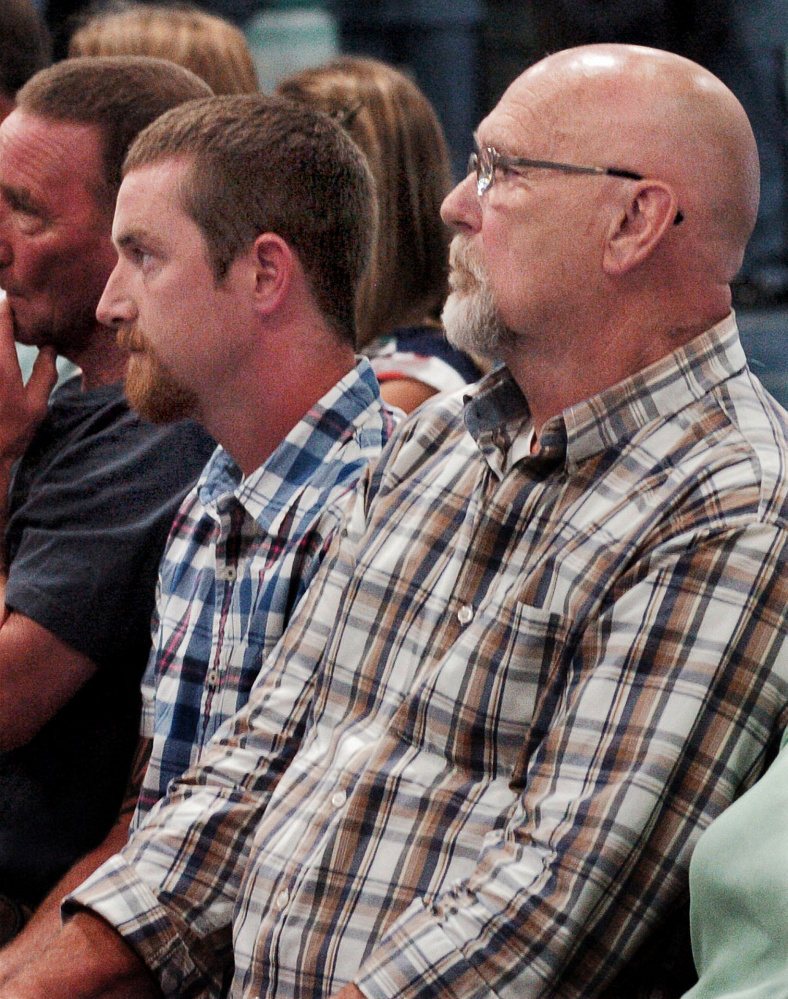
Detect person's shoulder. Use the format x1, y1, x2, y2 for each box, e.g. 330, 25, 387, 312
93, 401, 216, 474
716, 368, 788, 524
368, 382, 477, 494
52, 397, 215, 497
393, 380, 473, 443
137, 417, 216, 460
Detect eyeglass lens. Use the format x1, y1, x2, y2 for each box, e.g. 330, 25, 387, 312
467, 149, 493, 196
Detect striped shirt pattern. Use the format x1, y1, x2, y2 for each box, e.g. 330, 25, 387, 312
133, 357, 397, 818
73, 316, 788, 999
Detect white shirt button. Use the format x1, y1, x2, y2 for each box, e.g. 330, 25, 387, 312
331, 789, 347, 808
206, 669, 219, 685
275, 890, 289, 910
218, 565, 237, 581
457, 605, 474, 625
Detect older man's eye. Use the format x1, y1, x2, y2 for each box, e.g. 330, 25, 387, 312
6, 199, 46, 234
496, 161, 527, 181
15, 211, 45, 235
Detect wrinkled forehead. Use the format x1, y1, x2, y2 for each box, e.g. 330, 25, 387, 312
479, 47, 707, 168
0, 109, 106, 193
476, 69, 601, 160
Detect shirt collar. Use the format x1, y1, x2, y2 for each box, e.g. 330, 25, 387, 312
562, 312, 745, 467
463, 365, 532, 477
464, 313, 746, 475
197, 356, 382, 531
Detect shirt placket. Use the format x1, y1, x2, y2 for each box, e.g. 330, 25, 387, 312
200, 497, 246, 753
439, 451, 557, 653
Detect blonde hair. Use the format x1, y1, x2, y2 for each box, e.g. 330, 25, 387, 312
277, 56, 452, 348
69, 2, 258, 95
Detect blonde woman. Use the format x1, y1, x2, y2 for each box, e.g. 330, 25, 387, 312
69, 1, 258, 95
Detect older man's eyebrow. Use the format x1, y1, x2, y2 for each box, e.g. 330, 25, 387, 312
1, 183, 48, 218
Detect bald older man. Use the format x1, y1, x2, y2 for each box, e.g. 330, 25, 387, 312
6, 43, 788, 999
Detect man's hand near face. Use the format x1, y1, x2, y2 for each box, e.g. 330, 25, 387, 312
0, 297, 57, 513
0, 296, 95, 752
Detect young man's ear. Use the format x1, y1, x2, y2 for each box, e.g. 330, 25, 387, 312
250, 232, 293, 315
603, 181, 680, 275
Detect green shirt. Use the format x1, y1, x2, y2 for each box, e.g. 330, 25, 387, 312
687, 729, 788, 998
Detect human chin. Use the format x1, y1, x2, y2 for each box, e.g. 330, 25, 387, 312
7, 294, 97, 354
443, 236, 512, 358
124, 341, 198, 425
442, 278, 512, 360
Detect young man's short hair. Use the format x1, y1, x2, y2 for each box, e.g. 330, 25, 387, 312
126, 94, 377, 345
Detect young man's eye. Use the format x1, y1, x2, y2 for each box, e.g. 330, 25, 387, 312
131, 247, 153, 268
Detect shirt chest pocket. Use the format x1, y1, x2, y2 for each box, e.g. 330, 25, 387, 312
389, 600, 574, 780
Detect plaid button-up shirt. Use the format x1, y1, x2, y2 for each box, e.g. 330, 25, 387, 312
133, 357, 397, 818
72, 315, 788, 999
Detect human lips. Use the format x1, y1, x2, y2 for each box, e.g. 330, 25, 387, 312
2, 293, 26, 336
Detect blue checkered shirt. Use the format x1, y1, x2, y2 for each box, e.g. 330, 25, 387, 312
72, 316, 788, 998
133, 357, 397, 819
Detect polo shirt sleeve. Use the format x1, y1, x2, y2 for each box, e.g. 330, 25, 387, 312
4, 399, 215, 673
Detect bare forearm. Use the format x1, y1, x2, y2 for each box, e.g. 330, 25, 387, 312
0, 732, 150, 983
0, 611, 97, 751
0, 813, 132, 985
0, 459, 96, 751
0, 910, 159, 999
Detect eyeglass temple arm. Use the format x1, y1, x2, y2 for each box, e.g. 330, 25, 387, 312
476, 152, 685, 224
523, 161, 684, 223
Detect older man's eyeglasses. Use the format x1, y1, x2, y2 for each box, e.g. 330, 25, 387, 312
468, 145, 684, 224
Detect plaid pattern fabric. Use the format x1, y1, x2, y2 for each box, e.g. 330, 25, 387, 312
72, 315, 788, 999
133, 357, 397, 819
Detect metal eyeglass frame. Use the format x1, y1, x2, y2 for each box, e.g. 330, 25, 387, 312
468, 145, 684, 225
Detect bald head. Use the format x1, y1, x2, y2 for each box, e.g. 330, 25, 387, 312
440, 42, 761, 415
498, 44, 759, 281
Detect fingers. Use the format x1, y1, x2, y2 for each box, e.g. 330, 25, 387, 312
0, 300, 55, 465
26, 347, 58, 419
0, 298, 19, 371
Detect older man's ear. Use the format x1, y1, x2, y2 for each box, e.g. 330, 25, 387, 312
603, 182, 681, 275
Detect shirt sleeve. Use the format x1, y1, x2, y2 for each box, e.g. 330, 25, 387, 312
66, 648, 320, 997
355, 522, 788, 999
684, 737, 788, 999
66, 482, 369, 997
5, 413, 214, 672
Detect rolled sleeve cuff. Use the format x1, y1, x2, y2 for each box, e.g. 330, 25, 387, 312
64, 855, 208, 999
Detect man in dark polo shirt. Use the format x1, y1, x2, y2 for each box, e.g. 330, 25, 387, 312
0, 57, 215, 932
